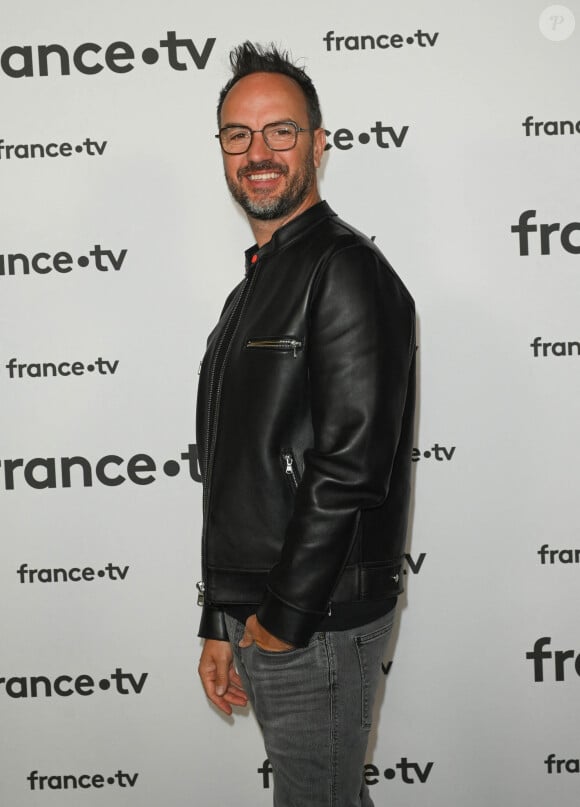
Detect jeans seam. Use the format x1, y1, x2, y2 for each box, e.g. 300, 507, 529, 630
324, 632, 338, 807
355, 637, 369, 730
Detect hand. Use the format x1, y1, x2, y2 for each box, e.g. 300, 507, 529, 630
198, 639, 248, 716
239, 614, 295, 652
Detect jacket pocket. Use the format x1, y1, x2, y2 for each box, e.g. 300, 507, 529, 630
246, 336, 303, 357
280, 449, 301, 493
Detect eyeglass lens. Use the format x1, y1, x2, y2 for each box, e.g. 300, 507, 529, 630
220, 122, 298, 153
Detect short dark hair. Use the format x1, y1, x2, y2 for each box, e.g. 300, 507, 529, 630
217, 41, 322, 130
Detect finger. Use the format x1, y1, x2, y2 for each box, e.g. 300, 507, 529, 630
209, 693, 234, 715
201, 677, 246, 712
201, 673, 246, 714
229, 666, 246, 692
223, 688, 248, 707
227, 678, 248, 706
254, 638, 283, 652
198, 668, 231, 716
254, 637, 295, 652
238, 628, 254, 648
199, 673, 234, 715
214, 655, 230, 697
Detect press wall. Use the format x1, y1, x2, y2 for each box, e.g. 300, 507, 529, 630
1, 2, 579, 804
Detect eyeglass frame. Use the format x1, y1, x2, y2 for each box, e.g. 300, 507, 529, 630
215, 119, 315, 154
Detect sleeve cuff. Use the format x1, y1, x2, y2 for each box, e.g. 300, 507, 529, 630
198, 605, 228, 641
256, 589, 326, 647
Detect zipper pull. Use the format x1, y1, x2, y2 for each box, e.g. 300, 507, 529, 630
284, 454, 293, 474
196, 581, 205, 606
290, 339, 302, 357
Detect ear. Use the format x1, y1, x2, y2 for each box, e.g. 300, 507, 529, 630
312, 127, 327, 167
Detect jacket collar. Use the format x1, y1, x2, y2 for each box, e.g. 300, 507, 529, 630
244, 201, 336, 270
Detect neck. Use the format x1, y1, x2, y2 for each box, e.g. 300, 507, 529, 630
248, 189, 321, 248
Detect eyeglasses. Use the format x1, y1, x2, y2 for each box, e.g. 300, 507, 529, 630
216, 120, 313, 154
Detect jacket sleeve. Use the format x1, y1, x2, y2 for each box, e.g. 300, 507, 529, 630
256, 243, 415, 646
196, 280, 247, 643
198, 605, 228, 641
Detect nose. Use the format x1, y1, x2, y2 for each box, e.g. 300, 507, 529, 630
246, 128, 273, 162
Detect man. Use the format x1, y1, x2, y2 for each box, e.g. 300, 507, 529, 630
196, 42, 416, 807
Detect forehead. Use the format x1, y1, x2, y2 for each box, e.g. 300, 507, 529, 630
220, 72, 309, 126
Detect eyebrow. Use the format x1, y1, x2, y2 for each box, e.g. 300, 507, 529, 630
219, 121, 249, 128
219, 118, 298, 129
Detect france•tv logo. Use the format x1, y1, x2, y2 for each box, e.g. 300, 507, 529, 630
526, 637, 580, 682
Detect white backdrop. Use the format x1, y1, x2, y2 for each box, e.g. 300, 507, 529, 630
1, 1, 579, 805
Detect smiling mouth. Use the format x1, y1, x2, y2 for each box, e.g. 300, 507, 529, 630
246, 171, 281, 181
239, 161, 288, 183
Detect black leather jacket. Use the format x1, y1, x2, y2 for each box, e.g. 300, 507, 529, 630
196, 201, 416, 646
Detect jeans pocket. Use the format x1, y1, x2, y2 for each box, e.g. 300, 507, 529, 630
252, 633, 320, 662
354, 619, 394, 730
253, 644, 301, 658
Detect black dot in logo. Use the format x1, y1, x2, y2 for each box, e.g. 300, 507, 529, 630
78, 255, 89, 267
423, 450, 431, 459
99, 678, 111, 691
406, 37, 414, 45
98, 570, 105, 578
107, 777, 115, 785
358, 132, 370, 145
87, 364, 95, 372
142, 47, 159, 64
75, 145, 83, 153
384, 768, 396, 780
163, 460, 180, 476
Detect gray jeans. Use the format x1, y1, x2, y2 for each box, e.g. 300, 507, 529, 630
225, 608, 395, 807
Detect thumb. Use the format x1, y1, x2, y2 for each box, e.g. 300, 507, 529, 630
238, 627, 253, 649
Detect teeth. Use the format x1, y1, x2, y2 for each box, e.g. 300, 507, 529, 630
247, 172, 280, 181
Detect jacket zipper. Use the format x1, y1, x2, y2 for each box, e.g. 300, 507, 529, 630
246, 338, 303, 357
281, 449, 300, 491
196, 580, 205, 606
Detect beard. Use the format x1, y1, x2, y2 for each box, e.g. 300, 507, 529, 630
225, 151, 316, 221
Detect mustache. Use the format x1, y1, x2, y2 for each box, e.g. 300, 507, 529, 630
238, 160, 289, 178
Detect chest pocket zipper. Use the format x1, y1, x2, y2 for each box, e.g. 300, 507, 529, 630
246, 338, 303, 358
